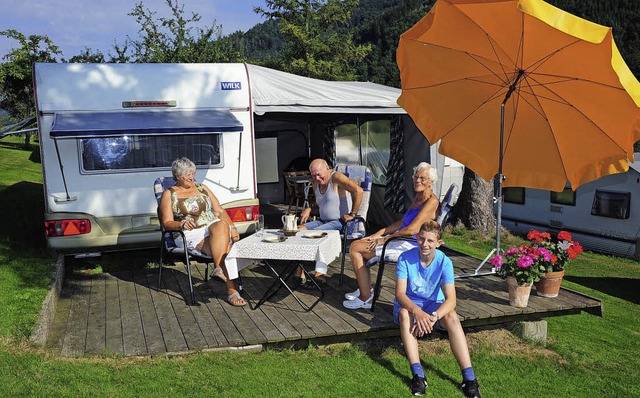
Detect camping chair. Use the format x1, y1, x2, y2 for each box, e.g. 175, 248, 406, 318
153, 176, 213, 305
369, 183, 458, 311
335, 164, 373, 285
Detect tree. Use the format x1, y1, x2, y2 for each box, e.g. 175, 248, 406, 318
0, 30, 61, 148
67, 48, 106, 63
254, 0, 371, 80
122, 0, 241, 63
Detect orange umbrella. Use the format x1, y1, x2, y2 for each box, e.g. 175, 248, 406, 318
397, 0, 640, 193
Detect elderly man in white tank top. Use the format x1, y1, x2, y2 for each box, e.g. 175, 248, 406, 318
299, 159, 363, 231
294, 158, 363, 284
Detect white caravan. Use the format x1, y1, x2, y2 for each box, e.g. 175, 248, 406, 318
500, 154, 640, 260
33, 62, 462, 256
34, 63, 258, 256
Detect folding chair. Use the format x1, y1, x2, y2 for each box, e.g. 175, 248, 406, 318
283, 171, 312, 215
153, 176, 213, 305
335, 164, 372, 285
369, 183, 458, 311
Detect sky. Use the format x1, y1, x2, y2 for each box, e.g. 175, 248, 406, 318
0, 0, 266, 61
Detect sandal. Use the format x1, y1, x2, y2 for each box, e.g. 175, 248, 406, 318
226, 292, 247, 307
345, 287, 374, 301
211, 267, 227, 283
342, 295, 372, 310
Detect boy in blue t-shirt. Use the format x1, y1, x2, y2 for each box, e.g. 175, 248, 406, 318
395, 221, 481, 397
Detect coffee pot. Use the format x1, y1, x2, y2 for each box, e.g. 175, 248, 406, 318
281, 214, 299, 231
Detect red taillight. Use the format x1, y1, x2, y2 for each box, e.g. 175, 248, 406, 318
44, 219, 91, 237
225, 205, 260, 222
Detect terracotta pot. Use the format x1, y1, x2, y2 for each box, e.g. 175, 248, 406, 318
506, 276, 532, 308
535, 269, 565, 298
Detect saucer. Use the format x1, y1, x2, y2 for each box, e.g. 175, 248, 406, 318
263, 236, 287, 243
302, 232, 327, 239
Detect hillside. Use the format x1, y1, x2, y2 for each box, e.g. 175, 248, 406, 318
227, 0, 639, 87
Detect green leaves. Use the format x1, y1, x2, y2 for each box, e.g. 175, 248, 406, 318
255, 0, 371, 80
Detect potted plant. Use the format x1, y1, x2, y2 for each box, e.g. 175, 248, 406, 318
527, 230, 583, 297
490, 245, 545, 307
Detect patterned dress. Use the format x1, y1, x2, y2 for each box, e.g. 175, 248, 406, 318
170, 183, 219, 227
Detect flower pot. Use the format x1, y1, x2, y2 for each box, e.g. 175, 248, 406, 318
506, 276, 532, 308
535, 269, 565, 298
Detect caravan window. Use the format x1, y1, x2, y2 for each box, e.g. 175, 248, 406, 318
503, 187, 525, 204
550, 187, 576, 206
335, 119, 391, 185
80, 134, 222, 172
591, 190, 630, 219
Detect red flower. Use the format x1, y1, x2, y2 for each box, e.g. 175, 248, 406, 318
527, 230, 543, 243
557, 231, 573, 242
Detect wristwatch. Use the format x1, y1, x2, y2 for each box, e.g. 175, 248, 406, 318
431, 311, 439, 321
348, 212, 356, 217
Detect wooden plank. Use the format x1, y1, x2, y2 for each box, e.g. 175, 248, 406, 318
324, 265, 395, 332
46, 246, 605, 357
454, 281, 496, 319
115, 271, 148, 356
194, 265, 288, 344
145, 268, 189, 353
260, 262, 337, 339
472, 276, 537, 316
84, 273, 106, 355
131, 270, 167, 355
160, 267, 208, 351
243, 265, 316, 339
60, 276, 90, 357
187, 265, 248, 347
171, 264, 227, 348
104, 272, 124, 354
244, 264, 322, 339
236, 267, 301, 341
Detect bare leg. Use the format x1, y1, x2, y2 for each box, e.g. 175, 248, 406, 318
349, 239, 376, 301
440, 310, 472, 369
399, 308, 421, 364
201, 221, 245, 304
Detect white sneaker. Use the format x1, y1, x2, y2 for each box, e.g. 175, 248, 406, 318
342, 295, 372, 310
344, 287, 374, 301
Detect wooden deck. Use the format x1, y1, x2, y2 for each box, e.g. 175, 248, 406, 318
46, 247, 602, 357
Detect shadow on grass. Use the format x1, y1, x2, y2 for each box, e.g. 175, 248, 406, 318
0, 181, 47, 253
0, 140, 40, 161
564, 275, 640, 304
355, 333, 461, 391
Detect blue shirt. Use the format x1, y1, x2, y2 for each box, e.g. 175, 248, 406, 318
395, 248, 455, 306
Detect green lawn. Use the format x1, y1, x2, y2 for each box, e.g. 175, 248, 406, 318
0, 135, 638, 397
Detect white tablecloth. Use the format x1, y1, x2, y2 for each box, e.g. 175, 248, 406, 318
224, 229, 342, 280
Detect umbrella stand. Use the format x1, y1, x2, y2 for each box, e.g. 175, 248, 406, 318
457, 73, 523, 278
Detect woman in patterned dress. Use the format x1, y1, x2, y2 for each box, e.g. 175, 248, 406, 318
159, 158, 246, 307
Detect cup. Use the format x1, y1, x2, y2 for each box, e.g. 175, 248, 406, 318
256, 214, 265, 237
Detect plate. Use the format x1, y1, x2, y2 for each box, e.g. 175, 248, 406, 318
302, 232, 328, 239
281, 229, 299, 236
263, 236, 287, 243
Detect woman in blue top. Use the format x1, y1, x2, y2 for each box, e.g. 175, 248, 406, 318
343, 162, 440, 310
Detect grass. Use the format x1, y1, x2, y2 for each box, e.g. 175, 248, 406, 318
0, 134, 639, 396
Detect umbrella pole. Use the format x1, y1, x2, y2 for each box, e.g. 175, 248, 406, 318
457, 81, 519, 278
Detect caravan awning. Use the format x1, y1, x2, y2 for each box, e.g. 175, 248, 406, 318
50, 109, 243, 139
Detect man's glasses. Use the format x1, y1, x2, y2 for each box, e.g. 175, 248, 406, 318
413, 176, 428, 182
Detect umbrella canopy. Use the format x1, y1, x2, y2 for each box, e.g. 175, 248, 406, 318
397, 0, 640, 192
